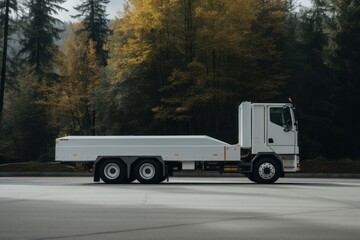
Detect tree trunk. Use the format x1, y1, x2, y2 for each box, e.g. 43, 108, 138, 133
0, 0, 10, 119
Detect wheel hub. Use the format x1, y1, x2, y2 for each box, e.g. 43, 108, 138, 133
104, 163, 120, 180
139, 163, 155, 180
258, 162, 276, 180
264, 168, 271, 174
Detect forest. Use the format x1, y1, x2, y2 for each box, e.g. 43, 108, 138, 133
0, 0, 359, 163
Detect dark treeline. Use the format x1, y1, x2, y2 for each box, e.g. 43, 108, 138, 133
0, 0, 359, 162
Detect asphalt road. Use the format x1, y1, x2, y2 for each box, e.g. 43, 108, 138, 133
1, 177, 360, 240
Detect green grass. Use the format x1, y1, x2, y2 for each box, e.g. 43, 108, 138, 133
0, 162, 83, 172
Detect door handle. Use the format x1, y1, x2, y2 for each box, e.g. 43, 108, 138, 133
268, 138, 274, 143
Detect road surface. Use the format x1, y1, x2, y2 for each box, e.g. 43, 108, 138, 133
1, 177, 360, 240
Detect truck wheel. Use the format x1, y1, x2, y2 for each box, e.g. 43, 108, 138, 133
135, 159, 162, 184
99, 159, 127, 184
159, 176, 167, 183
244, 173, 256, 183
252, 158, 280, 184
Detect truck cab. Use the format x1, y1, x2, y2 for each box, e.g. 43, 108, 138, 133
239, 102, 299, 181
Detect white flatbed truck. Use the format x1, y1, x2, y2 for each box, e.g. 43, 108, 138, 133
55, 102, 299, 184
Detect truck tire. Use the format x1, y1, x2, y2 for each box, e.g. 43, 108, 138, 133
99, 159, 127, 184
252, 158, 280, 184
159, 176, 167, 183
244, 173, 256, 183
134, 159, 162, 184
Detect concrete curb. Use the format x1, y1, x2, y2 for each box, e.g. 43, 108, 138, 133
0, 172, 360, 178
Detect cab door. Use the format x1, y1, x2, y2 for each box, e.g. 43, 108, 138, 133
267, 106, 295, 154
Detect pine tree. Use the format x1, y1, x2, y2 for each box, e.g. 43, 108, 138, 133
5, 0, 67, 161
325, 0, 360, 158
73, 0, 110, 65
19, 0, 66, 76
0, 67, 53, 161
284, 1, 339, 159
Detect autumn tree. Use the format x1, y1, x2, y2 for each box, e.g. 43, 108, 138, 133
102, 0, 292, 143
154, 0, 291, 140
73, 0, 110, 65
103, 0, 180, 134
46, 23, 103, 136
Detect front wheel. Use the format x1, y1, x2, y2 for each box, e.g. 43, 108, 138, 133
99, 159, 127, 184
244, 173, 256, 183
252, 158, 281, 184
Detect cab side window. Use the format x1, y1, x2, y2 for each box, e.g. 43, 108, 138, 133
270, 107, 285, 127
270, 107, 293, 129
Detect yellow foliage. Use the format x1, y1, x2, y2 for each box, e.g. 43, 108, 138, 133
108, 0, 185, 83
46, 22, 104, 135
106, 0, 290, 122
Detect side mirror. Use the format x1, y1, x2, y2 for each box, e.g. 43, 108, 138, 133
284, 123, 291, 132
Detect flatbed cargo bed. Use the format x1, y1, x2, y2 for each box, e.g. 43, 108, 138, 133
55, 135, 241, 162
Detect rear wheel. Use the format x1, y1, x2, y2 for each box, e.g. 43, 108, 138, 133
99, 159, 127, 184
135, 159, 162, 184
159, 176, 167, 183
252, 158, 281, 184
